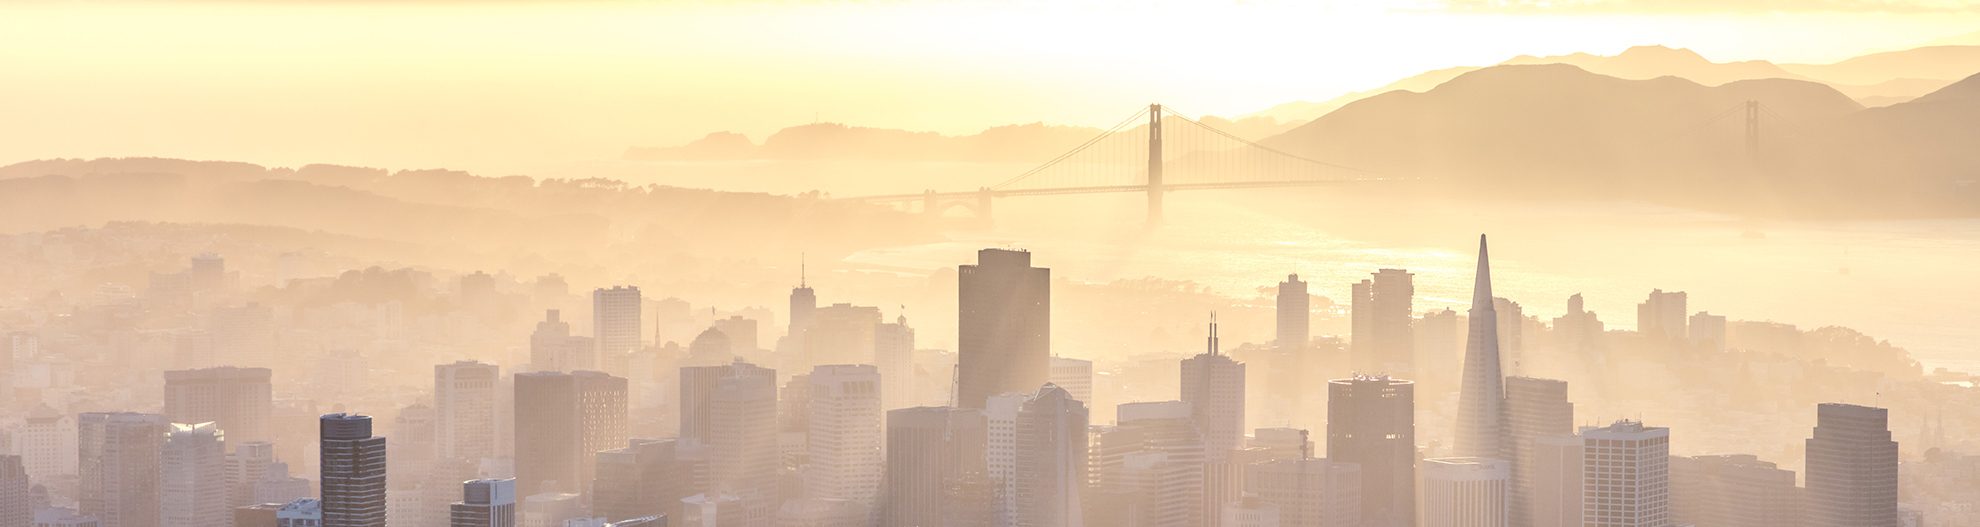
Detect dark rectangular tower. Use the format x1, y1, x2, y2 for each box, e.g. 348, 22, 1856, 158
956, 248, 1049, 409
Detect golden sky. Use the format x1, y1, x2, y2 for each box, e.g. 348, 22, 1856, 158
1, 1, 1976, 175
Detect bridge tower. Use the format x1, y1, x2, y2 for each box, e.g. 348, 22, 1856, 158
1147, 103, 1164, 224
1744, 100, 1760, 167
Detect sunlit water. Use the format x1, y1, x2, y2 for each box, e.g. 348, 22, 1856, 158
587, 159, 1980, 373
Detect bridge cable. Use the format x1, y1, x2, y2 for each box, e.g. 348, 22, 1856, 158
990, 106, 1151, 191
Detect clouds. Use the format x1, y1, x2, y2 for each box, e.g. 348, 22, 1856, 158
1431, 0, 1980, 14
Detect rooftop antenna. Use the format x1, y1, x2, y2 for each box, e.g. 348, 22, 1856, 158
800, 253, 808, 288
1206, 310, 1220, 356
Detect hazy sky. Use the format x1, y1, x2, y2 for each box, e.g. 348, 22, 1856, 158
2, 1, 1977, 175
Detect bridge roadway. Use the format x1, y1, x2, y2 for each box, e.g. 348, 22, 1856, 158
845, 178, 1415, 204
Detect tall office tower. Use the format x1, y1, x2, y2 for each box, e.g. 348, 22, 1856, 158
883, 406, 990, 527
1091, 401, 1206, 527
1687, 312, 1727, 353
1635, 289, 1687, 342
1804, 403, 1899, 527
876, 315, 917, 411
1549, 294, 1603, 358
1669, 455, 1797, 527
1249, 428, 1313, 462
1243, 458, 1360, 527
159, 423, 227, 527
805, 304, 881, 368
1418, 458, 1509, 527
435, 361, 500, 462
1046, 357, 1093, 406
1580, 420, 1669, 527
0, 455, 28, 527
957, 249, 1050, 409
513, 372, 628, 498
779, 374, 813, 470
1349, 269, 1415, 376
518, 493, 581, 527
278, 498, 323, 527
805, 365, 885, 505
680, 361, 776, 445
593, 286, 644, 377
11, 406, 76, 482
163, 366, 274, 445
227, 441, 276, 509
789, 260, 819, 341
1503, 377, 1571, 527
1326, 376, 1414, 527
1414, 308, 1460, 380
449, 479, 517, 527
702, 362, 780, 525
1491, 298, 1525, 375
80, 412, 169, 527
530, 310, 582, 372
985, 393, 1028, 527
1181, 316, 1245, 462
320, 414, 388, 527
1455, 235, 1506, 461
1528, 436, 1582, 527
1275, 275, 1309, 350
592, 439, 686, 523
714, 316, 761, 354
1014, 384, 1087, 527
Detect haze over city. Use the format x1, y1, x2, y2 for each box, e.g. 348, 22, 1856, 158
3, 1, 1980, 527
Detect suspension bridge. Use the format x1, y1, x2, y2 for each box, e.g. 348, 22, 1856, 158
842, 100, 1788, 226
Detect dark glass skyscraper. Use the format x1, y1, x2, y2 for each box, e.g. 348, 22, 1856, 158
1805, 403, 1899, 527
956, 248, 1049, 409
1327, 376, 1415, 527
320, 413, 387, 527
1275, 274, 1308, 350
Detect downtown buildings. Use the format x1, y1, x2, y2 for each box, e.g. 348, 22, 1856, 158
957, 249, 1050, 409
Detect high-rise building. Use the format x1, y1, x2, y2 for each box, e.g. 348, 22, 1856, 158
1503, 376, 1571, 527
680, 361, 776, 447
1635, 290, 1687, 342
701, 362, 780, 525
876, 315, 917, 411
1326, 376, 1413, 527
1670, 454, 1797, 527
226, 441, 277, 509
1243, 458, 1359, 527
252, 461, 313, 506
1350, 269, 1414, 376
1091, 401, 1206, 527
530, 310, 586, 372
1529, 436, 1582, 527
449, 479, 517, 527
883, 406, 990, 527
11, 406, 76, 483
163, 367, 273, 445
957, 249, 1050, 409
774, 497, 867, 527
518, 493, 581, 527
591, 439, 687, 524
1804, 403, 1898, 527
159, 423, 227, 527
1687, 312, 1726, 353
1275, 275, 1308, 350
1580, 420, 1669, 527
1492, 298, 1525, 376
789, 263, 819, 343
806, 365, 885, 505
1222, 495, 1280, 527
436, 361, 501, 462
985, 393, 1028, 527
1046, 357, 1093, 407
1455, 235, 1506, 460
1414, 308, 1461, 382
805, 304, 881, 368
80, 412, 169, 527
593, 286, 644, 377
1550, 294, 1603, 359
513, 372, 628, 498
1181, 316, 1244, 461
680, 494, 744, 527
235, 503, 283, 527
0, 455, 29, 527
1014, 384, 1086, 527
714, 316, 761, 354
1418, 457, 1508, 527
320, 414, 387, 527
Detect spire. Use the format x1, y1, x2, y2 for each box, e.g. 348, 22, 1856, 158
1206, 310, 1220, 356
800, 253, 807, 288
1470, 234, 1493, 311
